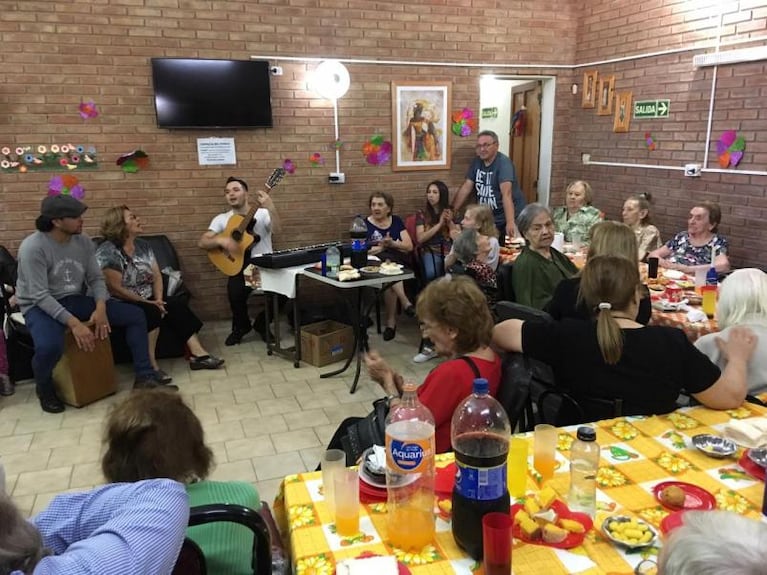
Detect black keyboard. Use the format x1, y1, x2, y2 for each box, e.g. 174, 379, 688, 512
251, 242, 350, 269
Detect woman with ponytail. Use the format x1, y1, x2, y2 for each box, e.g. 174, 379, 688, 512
493, 255, 756, 422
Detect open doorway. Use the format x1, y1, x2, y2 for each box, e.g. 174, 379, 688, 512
479, 76, 555, 207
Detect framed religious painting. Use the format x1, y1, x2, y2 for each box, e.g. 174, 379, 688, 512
391, 81, 452, 171
613, 91, 633, 133
597, 75, 615, 116
581, 70, 598, 108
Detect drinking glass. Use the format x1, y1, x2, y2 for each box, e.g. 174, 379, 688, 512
694, 267, 707, 293
571, 231, 582, 251
333, 468, 360, 536
482, 512, 512, 575
507, 437, 528, 498
534, 424, 557, 483
701, 285, 717, 318
321, 449, 346, 521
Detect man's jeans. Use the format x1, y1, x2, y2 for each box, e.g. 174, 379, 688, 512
24, 295, 154, 397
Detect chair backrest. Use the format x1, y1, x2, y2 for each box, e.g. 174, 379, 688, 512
495, 300, 553, 324
497, 352, 536, 433
179, 503, 273, 575
537, 388, 624, 427
173, 538, 207, 575
496, 261, 515, 302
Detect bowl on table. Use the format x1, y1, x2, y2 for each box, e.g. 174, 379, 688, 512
691, 434, 737, 458
601, 515, 657, 549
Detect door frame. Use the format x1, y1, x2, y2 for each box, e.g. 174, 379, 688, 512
479, 75, 556, 207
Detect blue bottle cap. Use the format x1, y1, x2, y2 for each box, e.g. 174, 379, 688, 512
473, 378, 489, 394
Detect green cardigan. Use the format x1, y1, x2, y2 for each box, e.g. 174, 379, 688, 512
511, 247, 578, 310
186, 480, 261, 575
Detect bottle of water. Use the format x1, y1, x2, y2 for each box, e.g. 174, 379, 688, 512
350, 215, 368, 269
568, 426, 600, 517
451, 378, 511, 560
325, 245, 340, 279
385, 383, 435, 552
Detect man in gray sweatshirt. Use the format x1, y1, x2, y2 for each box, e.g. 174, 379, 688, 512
16, 195, 173, 413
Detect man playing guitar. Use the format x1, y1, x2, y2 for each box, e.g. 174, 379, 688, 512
198, 176, 281, 346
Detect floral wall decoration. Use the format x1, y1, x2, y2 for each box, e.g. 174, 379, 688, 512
48, 174, 85, 199
362, 135, 392, 166
116, 150, 150, 173
717, 130, 745, 168
0, 144, 98, 173
451, 108, 477, 137
282, 158, 296, 174
78, 100, 99, 120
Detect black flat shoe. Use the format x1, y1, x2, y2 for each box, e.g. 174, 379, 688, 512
383, 327, 396, 341
154, 369, 173, 384
133, 376, 179, 391
225, 326, 252, 346
190, 355, 225, 370
39, 393, 65, 414
404, 305, 416, 318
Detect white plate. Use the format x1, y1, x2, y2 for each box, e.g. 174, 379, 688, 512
663, 269, 685, 280
358, 465, 386, 488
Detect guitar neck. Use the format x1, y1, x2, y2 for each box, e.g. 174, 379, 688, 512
234, 204, 259, 235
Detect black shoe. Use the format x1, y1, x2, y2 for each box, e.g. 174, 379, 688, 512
404, 305, 416, 318
383, 327, 396, 341
190, 355, 225, 370
39, 392, 65, 413
225, 326, 252, 346
154, 369, 173, 384
133, 376, 179, 391
0, 375, 14, 397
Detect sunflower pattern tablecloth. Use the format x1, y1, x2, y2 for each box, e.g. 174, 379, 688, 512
274, 403, 766, 575
649, 309, 718, 342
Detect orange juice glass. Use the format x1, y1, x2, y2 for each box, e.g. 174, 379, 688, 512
507, 437, 528, 498
534, 424, 557, 483
701, 285, 717, 318
388, 506, 434, 551
333, 469, 360, 536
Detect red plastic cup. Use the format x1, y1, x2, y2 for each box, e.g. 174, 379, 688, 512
482, 512, 512, 575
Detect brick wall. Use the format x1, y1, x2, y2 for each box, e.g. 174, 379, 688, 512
565, 0, 767, 269
1, 1, 764, 319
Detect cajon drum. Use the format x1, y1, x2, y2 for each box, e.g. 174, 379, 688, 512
52, 328, 117, 407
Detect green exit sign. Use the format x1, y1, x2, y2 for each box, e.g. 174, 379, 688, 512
481, 107, 498, 119
634, 99, 670, 119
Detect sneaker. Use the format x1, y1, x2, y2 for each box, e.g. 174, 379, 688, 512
0, 374, 14, 396
225, 326, 252, 346
190, 355, 225, 370
133, 376, 179, 391
154, 369, 173, 384
413, 348, 438, 363
39, 392, 65, 413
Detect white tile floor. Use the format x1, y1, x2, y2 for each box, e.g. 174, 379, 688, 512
0, 318, 435, 517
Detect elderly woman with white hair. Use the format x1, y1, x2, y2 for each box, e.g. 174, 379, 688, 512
512, 203, 578, 310
695, 268, 767, 396
450, 228, 497, 305
658, 510, 767, 575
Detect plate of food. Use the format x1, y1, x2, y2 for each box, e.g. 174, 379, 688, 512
691, 433, 737, 458
378, 261, 403, 275
682, 291, 703, 305
660, 510, 687, 535
663, 269, 687, 280
360, 265, 381, 275
510, 487, 592, 549
335, 552, 410, 575
653, 481, 715, 510
601, 515, 657, 548
738, 451, 766, 481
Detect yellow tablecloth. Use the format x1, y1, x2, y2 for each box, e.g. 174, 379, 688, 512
275, 404, 766, 575
649, 309, 718, 342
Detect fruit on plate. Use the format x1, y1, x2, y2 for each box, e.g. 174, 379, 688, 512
659, 485, 686, 507
559, 518, 586, 533
605, 517, 655, 546
524, 497, 540, 515
538, 486, 558, 509
542, 523, 568, 544
515, 510, 542, 539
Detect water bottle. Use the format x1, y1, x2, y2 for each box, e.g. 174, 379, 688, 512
451, 378, 511, 560
325, 245, 340, 279
385, 383, 436, 552
350, 215, 368, 269
568, 426, 600, 517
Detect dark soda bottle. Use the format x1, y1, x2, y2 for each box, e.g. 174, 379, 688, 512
350, 215, 368, 269
450, 378, 511, 560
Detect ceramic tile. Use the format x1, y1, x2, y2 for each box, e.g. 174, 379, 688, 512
30, 427, 83, 451
256, 397, 302, 417
210, 459, 257, 483
14, 466, 72, 497
252, 451, 306, 481
271, 429, 321, 453
241, 415, 288, 438
283, 408, 329, 431
225, 437, 275, 461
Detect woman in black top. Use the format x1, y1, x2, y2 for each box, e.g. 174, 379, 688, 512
546, 221, 652, 324
493, 255, 755, 421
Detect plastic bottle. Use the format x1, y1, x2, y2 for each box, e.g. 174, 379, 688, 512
451, 378, 511, 560
385, 383, 436, 552
567, 426, 600, 517
325, 245, 340, 279
705, 266, 718, 287
350, 215, 368, 269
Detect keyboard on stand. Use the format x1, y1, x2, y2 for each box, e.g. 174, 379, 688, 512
251, 242, 351, 269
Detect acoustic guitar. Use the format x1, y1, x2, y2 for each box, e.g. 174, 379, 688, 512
208, 168, 286, 276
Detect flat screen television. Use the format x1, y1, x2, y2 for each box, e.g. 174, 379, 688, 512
150, 58, 273, 129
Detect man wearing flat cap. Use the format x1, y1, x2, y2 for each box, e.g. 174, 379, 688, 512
15, 195, 173, 413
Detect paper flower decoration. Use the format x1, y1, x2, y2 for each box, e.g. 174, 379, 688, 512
48, 174, 84, 199
309, 153, 324, 167
451, 108, 477, 137
282, 159, 296, 174
362, 135, 392, 166
332, 139, 343, 150
78, 100, 99, 120
116, 150, 150, 173
645, 132, 656, 151
716, 130, 746, 168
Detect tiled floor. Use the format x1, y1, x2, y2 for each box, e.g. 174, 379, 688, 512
0, 317, 434, 518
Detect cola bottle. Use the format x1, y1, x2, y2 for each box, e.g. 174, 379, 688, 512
350, 215, 368, 269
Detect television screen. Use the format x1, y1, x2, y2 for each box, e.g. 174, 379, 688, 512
150, 58, 273, 129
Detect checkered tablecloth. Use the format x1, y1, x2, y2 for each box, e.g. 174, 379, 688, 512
649, 309, 718, 342
275, 403, 766, 575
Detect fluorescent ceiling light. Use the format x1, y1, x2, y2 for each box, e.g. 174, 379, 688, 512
693, 45, 767, 67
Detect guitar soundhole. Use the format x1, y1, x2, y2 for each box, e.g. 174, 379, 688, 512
231, 230, 242, 242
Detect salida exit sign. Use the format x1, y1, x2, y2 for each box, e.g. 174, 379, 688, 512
634, 99, 670, 119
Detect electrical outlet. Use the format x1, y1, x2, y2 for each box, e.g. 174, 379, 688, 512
684, 163, 701, 177
328, 172, 345, 184
270, 66, 283, 76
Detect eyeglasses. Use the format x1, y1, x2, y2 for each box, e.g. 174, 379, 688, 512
475, 142, 496, 150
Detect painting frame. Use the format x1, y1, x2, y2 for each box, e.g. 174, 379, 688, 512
597, 75, 615, 116
581, 70, 598, 108
613, 91, 633, 133
391, 81, 452, 171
